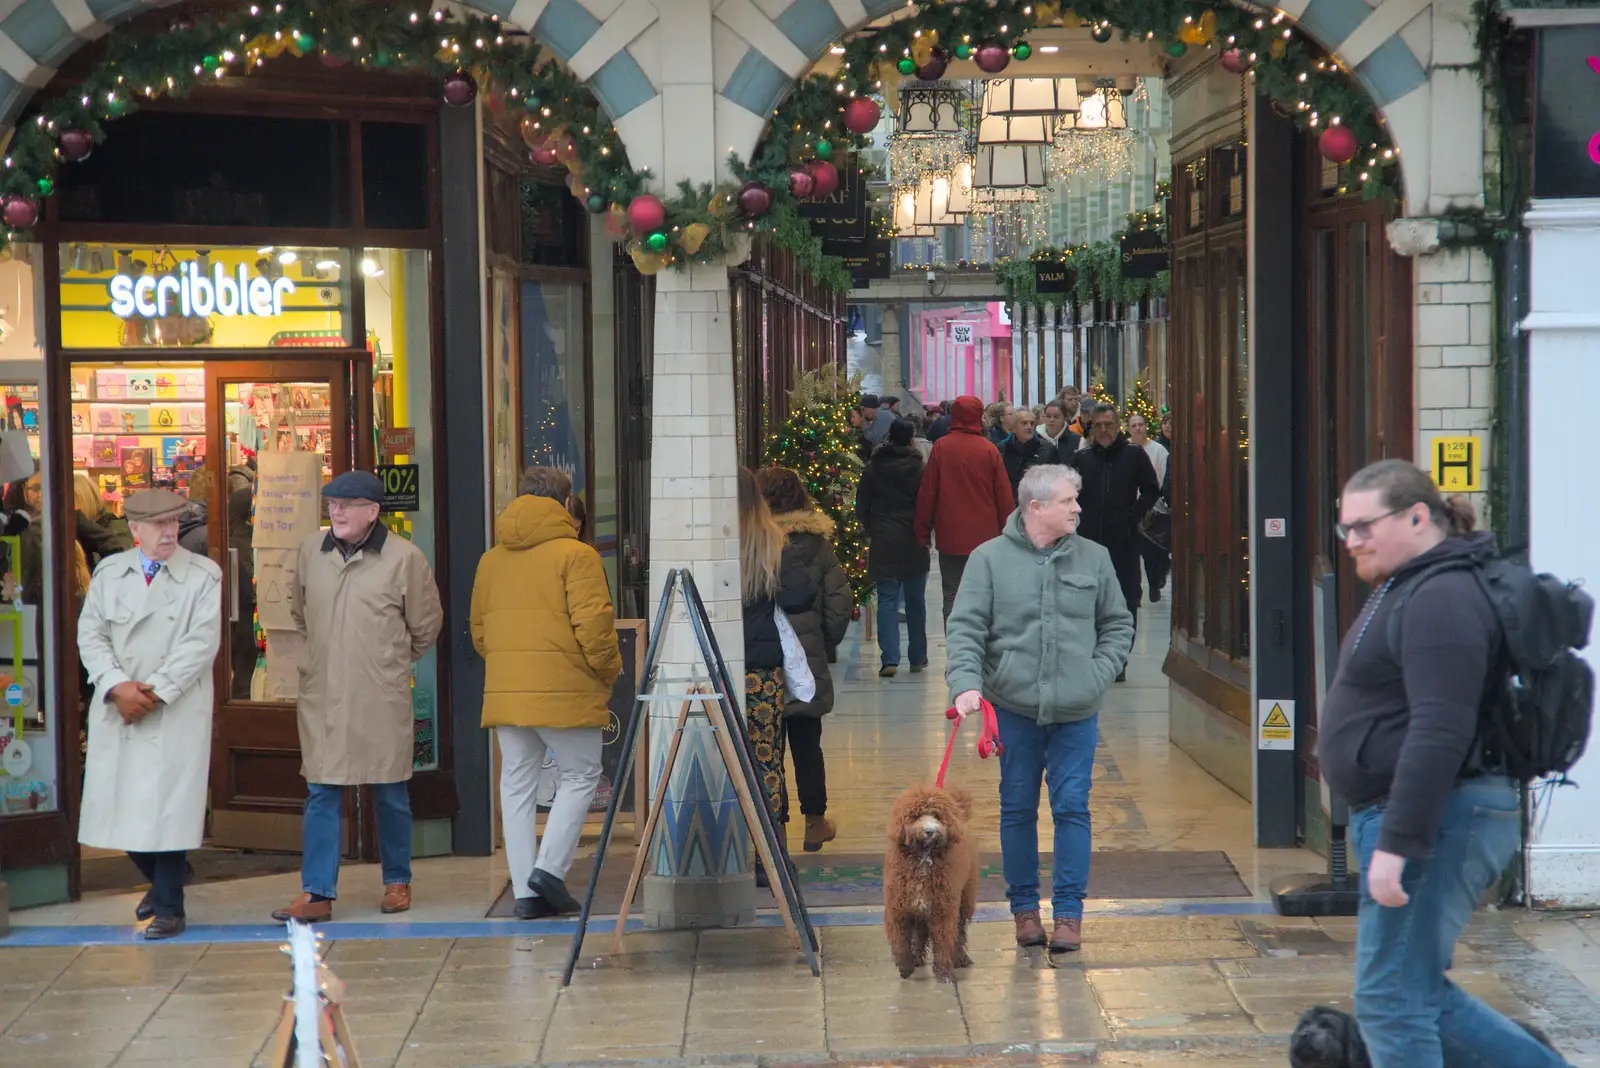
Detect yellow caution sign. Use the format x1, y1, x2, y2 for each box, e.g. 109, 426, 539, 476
1431, 436, 1481, 493
1258, 700, 1294, 751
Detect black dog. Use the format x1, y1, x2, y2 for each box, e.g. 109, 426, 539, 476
1289, 1006, 1369, 1068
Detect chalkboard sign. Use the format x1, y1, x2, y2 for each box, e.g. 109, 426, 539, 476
534, 620, 648, 823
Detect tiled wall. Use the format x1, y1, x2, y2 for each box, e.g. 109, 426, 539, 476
1414, 246, 1495, 520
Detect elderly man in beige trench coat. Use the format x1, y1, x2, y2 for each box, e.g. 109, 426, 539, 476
78, 488, 222, 940
273, 470, 442, 923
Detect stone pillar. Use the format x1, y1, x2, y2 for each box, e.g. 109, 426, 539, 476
878, 303, 905, 406
640, 260, 754, 928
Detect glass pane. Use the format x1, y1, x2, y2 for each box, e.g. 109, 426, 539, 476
521, 280, 587, 495
0, 369, 53, 813
60, 243, 351, 349
1345, 223, 1371, 462
366, 248, 440, 771
1234, 264, 1250, 658
1313, 229, 1338, 564
361, 122, 430, 230
488, 268, 519, 520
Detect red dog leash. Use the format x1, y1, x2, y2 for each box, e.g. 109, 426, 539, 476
935, 699, 1003, 787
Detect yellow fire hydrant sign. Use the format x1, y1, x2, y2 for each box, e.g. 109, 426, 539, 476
1430, 436, 1481, 492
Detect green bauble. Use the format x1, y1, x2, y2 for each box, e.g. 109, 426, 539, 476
523, 95, 539, 112
954, 42, 973, 59
35, 177, 52, 197
202, 54, 220, 71
294, 32, 315, 53
896, 57, 916, 75
373, 49, 393, 67
646, 231, 668, 252
586, 194, 607, 214
1166, 40, 1189, 57
815, 139, 833, 160
1012, 42, 1032, 60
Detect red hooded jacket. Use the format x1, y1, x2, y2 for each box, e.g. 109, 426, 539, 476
913, 395, 1016, 556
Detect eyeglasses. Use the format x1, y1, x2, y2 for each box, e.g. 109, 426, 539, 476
326, 499, 374, 514
1334, 509, 1403, 543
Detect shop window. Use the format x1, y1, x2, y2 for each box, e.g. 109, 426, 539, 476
361, 122, 431, 230
55, 113, 350, 228
520, 179, 584, 267
59, 243, 351, 349
488, 267, 519, 519
521, 280, 587, 492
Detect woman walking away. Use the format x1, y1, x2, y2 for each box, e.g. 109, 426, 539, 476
857, 418, 930, 677
738, 468, 817, 884
470, 466, 622, 919
757, 466, 852, 853
1126, 414, 1170, 602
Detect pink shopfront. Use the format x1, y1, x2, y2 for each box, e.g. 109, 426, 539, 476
907, 302, 1013, 405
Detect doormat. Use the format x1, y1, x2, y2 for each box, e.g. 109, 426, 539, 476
486, 849, 1248, 917
80, 847, 302, 894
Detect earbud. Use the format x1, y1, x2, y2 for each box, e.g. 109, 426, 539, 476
1411, 516, 1420, 527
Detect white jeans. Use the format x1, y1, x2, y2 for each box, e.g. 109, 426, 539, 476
497, 725, 603, 899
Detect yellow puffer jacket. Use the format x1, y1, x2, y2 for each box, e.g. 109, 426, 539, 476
470, 495, 622, 729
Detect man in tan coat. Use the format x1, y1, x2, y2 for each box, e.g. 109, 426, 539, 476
78, 488, 222, 939
273, 470, 442, 923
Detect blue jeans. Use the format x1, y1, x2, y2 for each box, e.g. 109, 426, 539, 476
302, 781, 413, 899
995, 707, 1097, 919
1351, 777, 1562, 1068
876, 577, 928, 668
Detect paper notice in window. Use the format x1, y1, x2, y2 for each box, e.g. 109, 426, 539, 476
254, 450, 323, 549
255, 548, 298, 632
264, 629, 305, 702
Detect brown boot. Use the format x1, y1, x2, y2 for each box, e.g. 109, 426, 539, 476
381, 883, 412, 914
803, 814, 836, 853
1050, 916, 1082, 952
1014, 909, 1047, 947
271, 893, 332, 923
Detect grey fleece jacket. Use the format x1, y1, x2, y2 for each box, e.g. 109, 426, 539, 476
945, 510, 1134, 723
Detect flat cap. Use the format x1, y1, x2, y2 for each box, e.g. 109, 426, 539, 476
123, 487, 189, 522
860, 393, 881, 408
321, 470, 383, 503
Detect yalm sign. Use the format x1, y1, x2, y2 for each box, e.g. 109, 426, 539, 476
109, 262, 297, 320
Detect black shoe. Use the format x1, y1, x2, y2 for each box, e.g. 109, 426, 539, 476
527, 868, 580, 914
514, 896, 558, 920
144, 915, 186, 940
1150, 588, 1161, 603
879, 665, 898, 678
1115, 668, 1127, 683
754, 864, 770, 890
909, 663, 928, 673
135, 892, 154, 922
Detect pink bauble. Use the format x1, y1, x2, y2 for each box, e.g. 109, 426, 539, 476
974, 43, 1011, 74
807, 160, 839, 198
842, 97, 882, 135
1220, 48, 1250, 75
530, 144, 559, 167
627, 194, 666, 235
442, 71, 477, 107
2, 195, 38, 230
58, 129, 93, 162
738, 181, 773, 217
915, 52, 948, 81
1318, 124, 1359, 165
789, 168, 816, 198
319, 52, 349, 68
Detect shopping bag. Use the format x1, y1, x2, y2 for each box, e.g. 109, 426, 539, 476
774, 609, 816, 703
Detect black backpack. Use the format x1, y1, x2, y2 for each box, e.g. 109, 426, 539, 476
1389, 544, 1596, 783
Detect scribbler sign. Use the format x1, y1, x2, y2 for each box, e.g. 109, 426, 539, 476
109, 262, 296, 320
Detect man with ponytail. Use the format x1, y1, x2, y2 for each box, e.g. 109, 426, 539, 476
1318, 459, 1569, 1068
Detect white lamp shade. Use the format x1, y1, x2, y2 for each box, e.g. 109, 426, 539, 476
913, 175, 969, 227
982, 78, 1082, 117
893, 189, 936, 237
1063, 89, 1128, 130
974, 144, 1047, 188
977, 111, 1053, 145
898, 83, 964, 134
947, 159, 974, 214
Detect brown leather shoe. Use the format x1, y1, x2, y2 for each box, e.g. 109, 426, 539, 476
1050, 916, 1083, 952
271, 893, 331, 923
803, 814, 837, 853
1014, 909, 1047, 947
381, 883, 412, 914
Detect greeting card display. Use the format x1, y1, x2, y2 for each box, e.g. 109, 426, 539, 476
119, 448, 153, 491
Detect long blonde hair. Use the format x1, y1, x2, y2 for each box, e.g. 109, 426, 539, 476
73, 473, 101, 518
738, 468, 784, 603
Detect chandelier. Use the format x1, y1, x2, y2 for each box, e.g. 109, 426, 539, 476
888, 82, 969, 187
1061, 88, 1129, 131
982, 78, 1081, 118
974, 144, 1047, 189
1050, 129, 1137, 181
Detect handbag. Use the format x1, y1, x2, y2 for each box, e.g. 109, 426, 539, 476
774, 608, 817, 703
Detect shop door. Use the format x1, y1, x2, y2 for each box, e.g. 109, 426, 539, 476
204, 359, 353, 852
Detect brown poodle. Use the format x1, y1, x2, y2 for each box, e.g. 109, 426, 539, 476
883, 783, 981, 982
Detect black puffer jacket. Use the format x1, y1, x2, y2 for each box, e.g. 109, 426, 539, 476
772, 507, 853, 717
857, 443, 930, 581
1001, 433, 1061, 497
1070, 434, 1160, 548
743, 545, 818, 671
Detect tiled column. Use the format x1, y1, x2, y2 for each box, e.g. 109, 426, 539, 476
641, 260, 754, 929
1412, 245, 1495, 521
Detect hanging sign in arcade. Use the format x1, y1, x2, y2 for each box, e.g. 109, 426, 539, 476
109, 262, 296, 320
1035, 262, 1075, 294
1119, 231, 1169, 280
799, 159, 870, 256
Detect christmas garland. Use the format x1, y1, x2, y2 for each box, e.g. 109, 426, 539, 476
997, 238, 1171, 309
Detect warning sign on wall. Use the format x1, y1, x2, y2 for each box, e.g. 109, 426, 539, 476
1430, 436, 1481, 492
1258, 699, 1295, 751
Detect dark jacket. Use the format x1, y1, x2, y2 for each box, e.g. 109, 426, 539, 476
926, 413, 952, 443
1070, 434, 1159, 551
986, 425, 1008, 447
863, 407, 895, 447
78, 511, 133, 571
772, 507, 852, 717
1316, 533, 1501, 860
1000, 433, 1061, 497
1040, 427, 1081, 455
857, 443, 930, 581
177, 502, 208, 557
742, 546, 817, 671
914, 397, 1016, 557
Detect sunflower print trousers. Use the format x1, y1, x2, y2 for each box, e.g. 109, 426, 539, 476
745, 667, 788, 821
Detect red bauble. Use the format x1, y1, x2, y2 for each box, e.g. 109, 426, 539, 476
738, 180, 773, 217
974, 43, 1011, 73
442, 71, 477, 107
789, 167, 816, 198
2, 196, 38, 230
58, 129, 92, 162
842, 97, 882, 134
1220, 49, 1251, 75
806, 160, 839, 199
915, 52, 948, 80
626, 194, 666, 235
530, 144, 559, 167
1318, 124, 1359, 164
319, 52, 349, 68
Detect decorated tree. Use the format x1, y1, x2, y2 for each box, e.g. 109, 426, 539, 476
764, 367, 871, 604
1088, 374, 1117, 413
1123, 376, 1160, 432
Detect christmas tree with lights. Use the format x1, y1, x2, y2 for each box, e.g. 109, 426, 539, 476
1123, 376, 1160, 432
764, 367, 871, 604
1088, 374, 1117, 415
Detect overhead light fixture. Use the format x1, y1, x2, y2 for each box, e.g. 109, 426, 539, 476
974, 144, 1048, 188
277, 250, 298, 265
361, 256, 383, 277
977, 111, 1054, 146
257, 245, 274, 255
1062, 87, 1128, 130
983, 78, 1081, 118
829, 46, 845, 55
892, 189, 936, 237
1038, 45, 1060, 53
889, 82, 969, 186
315, 259, 339, 271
